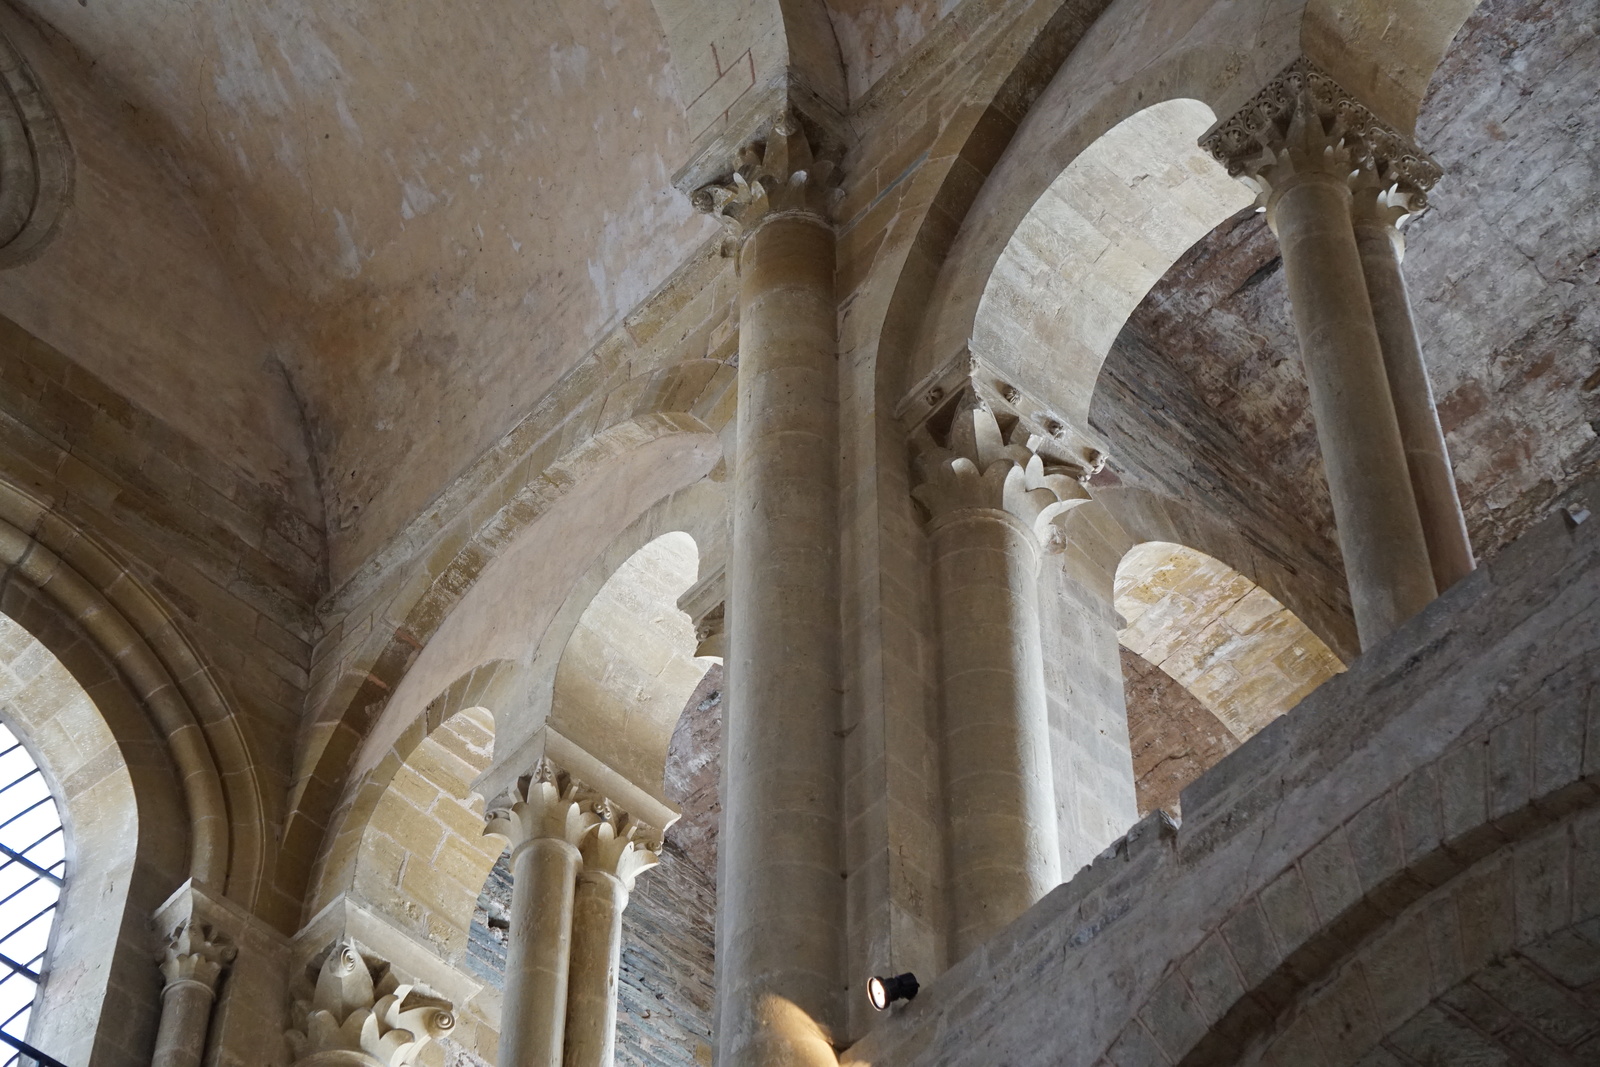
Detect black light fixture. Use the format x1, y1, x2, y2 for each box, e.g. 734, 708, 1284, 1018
867, 972, 920, 1011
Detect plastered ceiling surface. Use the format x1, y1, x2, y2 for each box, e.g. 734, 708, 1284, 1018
13, 0, 716, 577
823, 0, 955, 100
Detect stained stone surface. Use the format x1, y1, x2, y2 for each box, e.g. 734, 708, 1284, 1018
1115, 542, 1344, 741
463, 665, 723, 1065
844, 480, 1600, 1067
663, 664, 724, 877
1093, 0, 1600, 596
1120, 647, 1237, 820
465, 841, 715, 1067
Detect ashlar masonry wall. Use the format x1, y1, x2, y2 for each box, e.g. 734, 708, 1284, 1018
844, 476, 1600, 1066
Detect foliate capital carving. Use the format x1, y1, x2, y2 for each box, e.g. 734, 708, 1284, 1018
286, 939, 455, 1067
483, 758, 600, 851
581, 799, 662, 891
160, 920, 236, 994
1201, 59, 1442, 213
691, 113, 840, 240
912, 402, 1091, 542
1350, 176, 1420, 240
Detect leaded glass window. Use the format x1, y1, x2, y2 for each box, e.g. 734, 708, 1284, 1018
0, 721, 65, 1065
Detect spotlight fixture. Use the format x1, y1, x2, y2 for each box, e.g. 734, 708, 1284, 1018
867, 972, 920, 1011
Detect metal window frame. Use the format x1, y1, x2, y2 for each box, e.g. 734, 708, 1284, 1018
0, 732, 66, 1066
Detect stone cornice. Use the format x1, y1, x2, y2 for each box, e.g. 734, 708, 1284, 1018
1200, 58, 1443, 212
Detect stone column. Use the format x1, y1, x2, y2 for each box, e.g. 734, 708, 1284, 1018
485, 760, 600, 1067
564, 802, 662, 1067
692, 115, 845, 1067
1351, 178, 1476, 592
1203, 59, 1437, 648
285, 939, 455, 1067
152, 921, 234, 1067
912, 402, 1086, 959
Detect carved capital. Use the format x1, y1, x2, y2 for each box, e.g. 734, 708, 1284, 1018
1349, 176, 1420, 249
691, 113, 840, 241
912, 402, 1091, 542
285, 939, 455, 1067
581, 799, 663, 891
1201, 59, 1442, 213
483, 758, 600, 851
160, 920, 236, 995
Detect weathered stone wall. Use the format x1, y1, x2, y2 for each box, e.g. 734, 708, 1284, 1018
0, 5, 321, 517
1095, 0, 1600, 608
466, 842, 717, 1067
842, 477, 1600, 1065
1121, 647, 1238, 820
1091, 326, 1353, 658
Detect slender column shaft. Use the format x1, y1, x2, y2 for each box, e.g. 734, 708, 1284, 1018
1352, 211, 1475, 592
152, 979, 217, 1067
153, 920, 231, 1067
1270, 172, 1437, 646
502, 837, 581, 1067
930, 508, 1060, 959
565, 871, 628, 1067
720, 210, 844, 1067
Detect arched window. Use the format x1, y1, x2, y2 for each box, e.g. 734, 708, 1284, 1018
0, 721, 64, 1064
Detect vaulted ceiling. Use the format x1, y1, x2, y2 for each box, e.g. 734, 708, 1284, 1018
0, 0, 961, 583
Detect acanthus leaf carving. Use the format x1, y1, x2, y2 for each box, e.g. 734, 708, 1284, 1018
483, 757, 601, 850
160, 919, 236, 993
581, 798, 662, 890
1200, 58, 1443, 213
285, 939, 455, 1067
691, 112, 841, 243
912, 402, 1092, 543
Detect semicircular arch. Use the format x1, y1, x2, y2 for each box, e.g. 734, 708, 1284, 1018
288, 414, 724, 926
0, 480, 266, 905
0, 616, 146, 1065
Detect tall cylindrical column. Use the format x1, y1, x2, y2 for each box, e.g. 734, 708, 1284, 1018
1352, 190, 1475, 592
565, 872, 627, 1067
913, 403, 1074, 960
1268, 169, 1437, 646
565, 810, 660, 1067
505, 838, 581, 1066
152, 921, 232, 1067
486, 762, 598, 1067
698, 120, 845, 1067
1203, 62, 1446, 649
930, 508, 1060, 958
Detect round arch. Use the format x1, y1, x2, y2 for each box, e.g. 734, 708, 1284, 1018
876, 0, 1489, 419
283, 409, 723, 927
0, 613, 144, 1066
548, 529, 712, 807
1055, 486, 1358, 662
970, 97, 1249, 432
0, 479, 267, 903
1113, 539, 1346, 818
